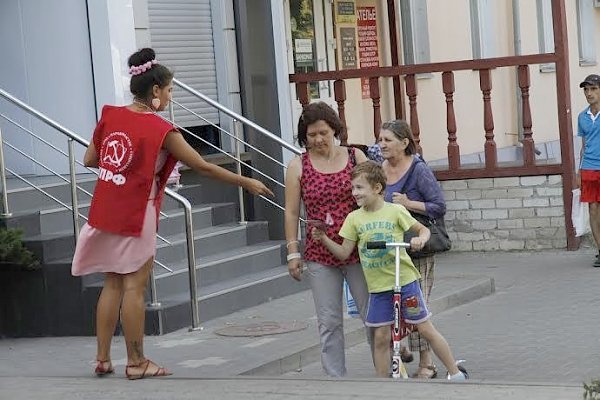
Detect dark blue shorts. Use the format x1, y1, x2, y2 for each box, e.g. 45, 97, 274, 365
365, 280, 431, 327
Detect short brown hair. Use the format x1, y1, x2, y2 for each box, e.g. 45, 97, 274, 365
380, 119, 417, 156
351, 161, 386, 195
297, 102, 346, 147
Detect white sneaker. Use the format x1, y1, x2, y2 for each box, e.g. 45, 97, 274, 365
448, 371, 466, 381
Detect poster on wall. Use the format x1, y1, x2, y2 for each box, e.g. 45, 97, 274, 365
336, 1, 356, 24
340, 27, 357, 69
294, 38, 314, 67
357, 6, 379, 99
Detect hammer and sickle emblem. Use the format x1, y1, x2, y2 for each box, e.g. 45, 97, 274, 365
103, 139, 128, 168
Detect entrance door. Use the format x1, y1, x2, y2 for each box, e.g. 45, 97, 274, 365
286, 0, 336, 131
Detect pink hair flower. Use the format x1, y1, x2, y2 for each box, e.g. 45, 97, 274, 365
129, 59, 158, 76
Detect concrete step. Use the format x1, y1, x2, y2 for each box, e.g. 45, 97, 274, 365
1, 211, 43, 236
4, 177, 97, 213
158, 202, 237, 237
164, 181, 241, 208
82, 265, 308, 335
154, 221, 270, 265
38, 202, 90, 234
4, 177, 213, 216
145, 264, 309, 334
23, 230, 75, 263
35, 201, 237, 236
33, 208, 256, 268
154, 241, 286, 298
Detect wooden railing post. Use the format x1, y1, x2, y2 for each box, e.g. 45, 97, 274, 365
405, 74, 422, 156
369, 77, 381, 141
552, 0, 577, 249
334, 79, 348, 144
479, 69, 497, 170
386, 0, 405, 119
296, 82, 310, 109
518, 65, 535, 167
442, 71, 460, 170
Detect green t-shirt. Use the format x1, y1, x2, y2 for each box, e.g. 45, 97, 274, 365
339, 202, 421, 293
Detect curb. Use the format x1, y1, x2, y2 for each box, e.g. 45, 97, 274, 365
241, 276, 495, 376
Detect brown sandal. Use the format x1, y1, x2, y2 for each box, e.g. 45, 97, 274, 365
94, 360, 114, 376
125, 359, 172, 380
412, 365, 438, 379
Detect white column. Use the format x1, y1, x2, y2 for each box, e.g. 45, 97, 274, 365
87, 0, 137, 112
271, 0, 296, 165
211, 0, 242, 153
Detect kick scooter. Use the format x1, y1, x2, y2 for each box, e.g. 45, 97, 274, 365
366, 240, 411, 379
366, 240, 468, 380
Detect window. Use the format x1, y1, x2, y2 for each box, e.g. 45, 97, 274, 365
576, 0, 597, 66
399, 0, 430, 64
536, 0, 555, 72
470, 0, 495, 59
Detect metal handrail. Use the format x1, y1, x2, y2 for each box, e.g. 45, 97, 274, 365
170, 99, 287, 169
0, 112, 171, 219
173, 79, 301, 156
170, 79, 313, 225
0, 88, 199, 327
0, 115, 173, 246
166, 118, 285, 189
171, 79, 301, 229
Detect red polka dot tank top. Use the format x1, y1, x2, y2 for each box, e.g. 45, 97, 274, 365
301, 147, 360, 267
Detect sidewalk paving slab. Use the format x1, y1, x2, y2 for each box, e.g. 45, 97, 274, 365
0, 376, 582, 400
0, 256, 493, 380
286, 249, 600, 387
3, 248, 599, 399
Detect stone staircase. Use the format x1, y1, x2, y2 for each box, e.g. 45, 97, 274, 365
2, 162, 307, 337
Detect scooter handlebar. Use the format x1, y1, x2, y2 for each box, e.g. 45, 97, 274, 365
366, 241, 411, 249
366, 241, 388, 249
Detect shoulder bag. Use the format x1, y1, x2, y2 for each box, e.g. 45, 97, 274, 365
397, 159, 452, 258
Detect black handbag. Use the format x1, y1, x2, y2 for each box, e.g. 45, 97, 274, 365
404, 212, 452, 258
397, 159, 452, 258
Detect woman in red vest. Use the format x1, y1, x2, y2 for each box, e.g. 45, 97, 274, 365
72, 48, 273, 380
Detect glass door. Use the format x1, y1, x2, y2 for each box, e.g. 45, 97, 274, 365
286, 0, 336, 132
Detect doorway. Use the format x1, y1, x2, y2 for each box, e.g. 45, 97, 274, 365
285, 0, 337, 130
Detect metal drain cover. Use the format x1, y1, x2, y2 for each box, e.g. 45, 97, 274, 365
214, 321, 308, 337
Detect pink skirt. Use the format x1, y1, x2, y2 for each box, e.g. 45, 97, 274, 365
71, 199, 158, 276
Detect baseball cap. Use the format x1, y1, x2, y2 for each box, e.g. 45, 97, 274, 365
579, 74, 600, 88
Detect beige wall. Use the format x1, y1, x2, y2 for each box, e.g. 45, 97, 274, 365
342, 1, 600, 163
341, 0, 396, 145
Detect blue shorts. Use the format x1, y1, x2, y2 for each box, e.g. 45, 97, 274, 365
365, 280, 431, 327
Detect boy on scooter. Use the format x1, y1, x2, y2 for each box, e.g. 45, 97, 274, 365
312, 161, 466, 380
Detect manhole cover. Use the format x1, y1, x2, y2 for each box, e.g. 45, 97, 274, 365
214, 321, 309, 337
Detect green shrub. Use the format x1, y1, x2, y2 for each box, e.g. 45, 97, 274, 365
584, 379, 600, 400
0, 227, 40, 270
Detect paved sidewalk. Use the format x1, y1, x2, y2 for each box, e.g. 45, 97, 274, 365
286, 249, 600, 386
0, 376, 582, 400
1, 248, 597, 399
0, 260, 492, 379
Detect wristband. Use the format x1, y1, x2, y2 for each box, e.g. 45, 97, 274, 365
286, 240, 299, 248
286, 252, 301, 262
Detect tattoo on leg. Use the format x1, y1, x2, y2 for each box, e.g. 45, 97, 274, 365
130, 340, 144, 361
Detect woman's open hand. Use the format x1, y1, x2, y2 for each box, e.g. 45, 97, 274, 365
243, 178, 274, 197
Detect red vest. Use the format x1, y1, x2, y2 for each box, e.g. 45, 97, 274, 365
87, 105, 178, 236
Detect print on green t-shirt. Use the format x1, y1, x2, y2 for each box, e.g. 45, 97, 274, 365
339, 202, 421, 293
